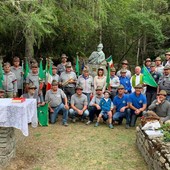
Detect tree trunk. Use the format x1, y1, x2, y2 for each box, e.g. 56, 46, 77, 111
25, 29, 34, 62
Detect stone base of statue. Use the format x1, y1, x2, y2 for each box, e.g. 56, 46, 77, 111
0, 127, 16, 168
87, 60, 107, 77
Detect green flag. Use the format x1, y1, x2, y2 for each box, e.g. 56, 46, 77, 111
39, 59, 44, 80
0, 64, 4, 89
106, 65, 110, 88
75, 55, 79, 76
143, 65, 158, 87
24, 58, 30, 79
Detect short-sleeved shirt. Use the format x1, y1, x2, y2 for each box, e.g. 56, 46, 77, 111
11, 66, 22, 89
158, 74, 170, 95
71, 93, 88, 110
89, 94, 104, 106
113, 94, 129, 112
52, 74, 59, 82
60, 71, 77, 88
57, 63, 66, 75
45, 88, 66, 107
26, 72, 39, 90
128, 92, 147, 109
119, 76, 131, 93
77, 75, 93, 93
110, 75, 120, 88
156, 65, 164, 76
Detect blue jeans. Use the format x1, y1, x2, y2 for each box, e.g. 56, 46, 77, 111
69, 108, 89, 119
50, 103, 68, 124
83, 93, 91, 105
113, 109, 131, 125
130, 110, 144, 127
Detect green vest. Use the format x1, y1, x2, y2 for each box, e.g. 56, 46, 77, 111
132, 74, 143, 88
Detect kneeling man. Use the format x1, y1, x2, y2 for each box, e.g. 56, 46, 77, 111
69, 85, 89, 122
45, 80, 69, 126
112, 85, 131, 129
148, 90, 170, 123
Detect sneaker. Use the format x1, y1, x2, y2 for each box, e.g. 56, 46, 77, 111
94, 122, 99, 127
125, 124, 130, 129
63, 122, 69, 126
109, 124, 114, 129
72, 118, 76, 123
86, 120, 92, 125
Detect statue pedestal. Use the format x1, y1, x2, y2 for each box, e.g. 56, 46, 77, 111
0, 127, 16, 168
87, 64, 107, 77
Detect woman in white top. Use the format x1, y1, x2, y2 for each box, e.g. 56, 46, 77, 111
94, 67, 106, 94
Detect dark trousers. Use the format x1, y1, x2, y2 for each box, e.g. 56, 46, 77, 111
89, 106, 108, 122
63, 87, 75, 104
130, 110, 144, 127
146, 91, 156, 107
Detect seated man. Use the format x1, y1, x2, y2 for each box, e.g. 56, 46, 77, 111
69, 85, 89, 122
148, 90, 170, 123
128, 84, 147, 127
45, 80, 69, 126
86, 86, 104, 125
21, 83, 45, 106
94, 90, 114, 129
112, 85, 131, 129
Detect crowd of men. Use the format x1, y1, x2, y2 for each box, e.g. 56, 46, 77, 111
0, 52, 170, 129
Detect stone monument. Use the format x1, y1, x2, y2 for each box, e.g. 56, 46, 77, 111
88, 43, 107, 77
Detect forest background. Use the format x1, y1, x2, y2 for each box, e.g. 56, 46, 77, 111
0, 0, 170, 67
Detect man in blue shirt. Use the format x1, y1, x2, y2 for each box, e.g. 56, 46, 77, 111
113, 85, 131, 129
128, 84, 147, 127
119, 69, 131, 94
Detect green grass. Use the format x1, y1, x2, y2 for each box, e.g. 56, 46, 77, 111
6, 119, 147, 170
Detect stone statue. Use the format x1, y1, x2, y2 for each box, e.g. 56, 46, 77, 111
88, 43, 106, 65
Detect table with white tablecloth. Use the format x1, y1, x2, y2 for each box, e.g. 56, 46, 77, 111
0, 99, 38, 136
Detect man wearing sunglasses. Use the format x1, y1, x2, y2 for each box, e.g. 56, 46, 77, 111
148, 90, 170, 124
116, 60, 131, 79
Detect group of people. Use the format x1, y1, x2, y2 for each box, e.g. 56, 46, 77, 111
0, 52, 170, 129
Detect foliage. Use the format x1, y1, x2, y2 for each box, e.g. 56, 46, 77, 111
159, 123, 170, 142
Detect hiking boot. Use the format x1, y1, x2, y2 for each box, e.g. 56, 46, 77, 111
125, 124, 130, 129
109, 124, 114, 129
72, 118, 76, 123
63, 122, 69, 126
86, 120, 92, 125
94, 122, 99, 127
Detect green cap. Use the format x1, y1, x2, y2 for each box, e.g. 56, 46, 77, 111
134, 84, 143, 89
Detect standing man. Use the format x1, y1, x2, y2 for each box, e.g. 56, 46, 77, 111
52, 65, 59, 82
57, 54, 68, 75
26, 63, 40, 91
163, 52, 170, 66
86, 86, 104, 125
112, 85, 131, 129
77, 67, 93, 104
11, 57, 23, 96
130, 66, 144, 93
3, 62, 17, 98
119, 69, 131, 94
116, 60, 131, 78
108, 67, 120, 100
45, 80, 69, 126
146, 62, 161, 107
148, 90, 170, 123
128, 84, 147, 127
158, 65, 170, 102
155, 57, 164, 75
69, 85, 89, 123
59, 62, 77, 103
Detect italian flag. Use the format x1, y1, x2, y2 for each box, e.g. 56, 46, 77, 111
46, 61, 53, 91
106, 55, 114, 68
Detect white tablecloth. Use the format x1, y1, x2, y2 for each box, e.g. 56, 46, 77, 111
0, 99, 38, 136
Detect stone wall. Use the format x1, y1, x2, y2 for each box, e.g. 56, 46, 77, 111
0, 127, 16, 168
136, 126, 170, 170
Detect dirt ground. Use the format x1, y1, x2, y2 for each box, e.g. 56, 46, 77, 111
4, 117, 147, 170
